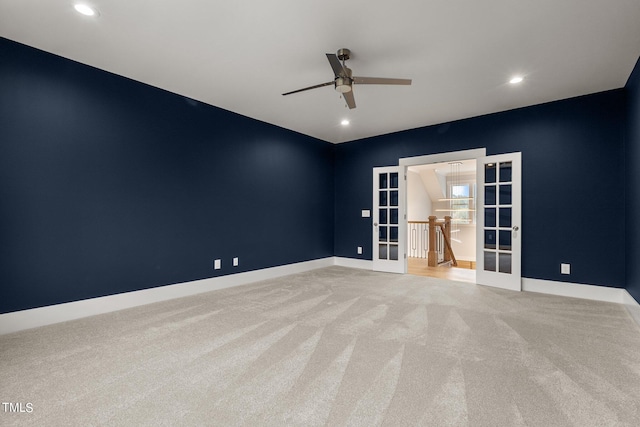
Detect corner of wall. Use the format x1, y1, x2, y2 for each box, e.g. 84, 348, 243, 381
622, 290, 640, 329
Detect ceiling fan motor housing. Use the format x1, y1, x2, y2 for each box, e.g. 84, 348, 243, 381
335, 78, 352, 93
335, 66, 353, 93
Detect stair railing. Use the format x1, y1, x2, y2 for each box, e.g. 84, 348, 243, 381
408, 216, 458, 267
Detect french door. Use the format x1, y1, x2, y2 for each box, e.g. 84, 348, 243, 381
476, 152, 522, 291
372, 166, 406, 273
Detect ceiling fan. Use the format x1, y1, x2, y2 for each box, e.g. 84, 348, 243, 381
282, 48, 412, 109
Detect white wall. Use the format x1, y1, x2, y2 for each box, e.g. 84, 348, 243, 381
449, 224, 476, 262
407, 170, 432, 221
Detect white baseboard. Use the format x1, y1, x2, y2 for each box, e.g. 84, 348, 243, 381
3, 258, 639, 335
522, 278, 626, 304
334, 257, 373, 270
0, 257, 334, 335
522, 279, 640, 329
511, 279, 640, 328
622, 290, 640, 328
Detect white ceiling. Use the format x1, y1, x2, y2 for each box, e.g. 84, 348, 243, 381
1, 1, 639, 144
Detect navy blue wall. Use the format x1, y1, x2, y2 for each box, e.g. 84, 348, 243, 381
1, 36, 634, 314
0, 38, 334, 313
335, 90, 627, 288
625, 57, 640, 302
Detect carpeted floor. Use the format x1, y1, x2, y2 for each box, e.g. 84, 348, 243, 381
1, 266, 639, 426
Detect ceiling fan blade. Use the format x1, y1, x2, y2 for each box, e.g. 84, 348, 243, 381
353, 76, 412, 85
282, 81, 334, 96
343, 90, 356, 109
326, 53, 347, 77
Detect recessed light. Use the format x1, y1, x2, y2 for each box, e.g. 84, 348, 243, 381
74, 4, 98, 16
509, 76, 524, 84
341, 119, 350, 126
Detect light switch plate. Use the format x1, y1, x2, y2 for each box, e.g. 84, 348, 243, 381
361, 210, 370, 218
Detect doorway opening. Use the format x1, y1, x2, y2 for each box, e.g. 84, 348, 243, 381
376, 148, 521, 291
406, 159, 477, 283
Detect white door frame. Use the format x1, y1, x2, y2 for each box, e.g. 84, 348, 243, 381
398, 148, 487, 274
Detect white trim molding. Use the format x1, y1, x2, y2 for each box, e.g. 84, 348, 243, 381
503, 278, 640, 328
0, 257, 334, 335
482, 277, 640, 328
622, 290, 640, 327
334, 257, 373, 270
398, 148, 487, 168
522, 278, 627, 303
3, 259, 639, 335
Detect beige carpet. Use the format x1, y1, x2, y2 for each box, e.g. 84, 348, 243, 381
1, 266, 639, 426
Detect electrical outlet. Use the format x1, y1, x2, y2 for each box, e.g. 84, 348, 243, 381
357, 246, 363, 254
233, 257, 239, 267
214, 259, 221, 270
561, 263, 570, 275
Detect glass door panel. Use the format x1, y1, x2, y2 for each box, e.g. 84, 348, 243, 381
373, 166, 405, 273
378, 172, 397, 260
476, 153, 521, 291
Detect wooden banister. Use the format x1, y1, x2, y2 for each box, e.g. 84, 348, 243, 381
437, 223, 458, 267
411, 216, 458, 267
443, 216, 451, 263
428, 216, 438, 267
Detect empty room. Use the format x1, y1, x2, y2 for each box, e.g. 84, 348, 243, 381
2, 1, 640, 426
